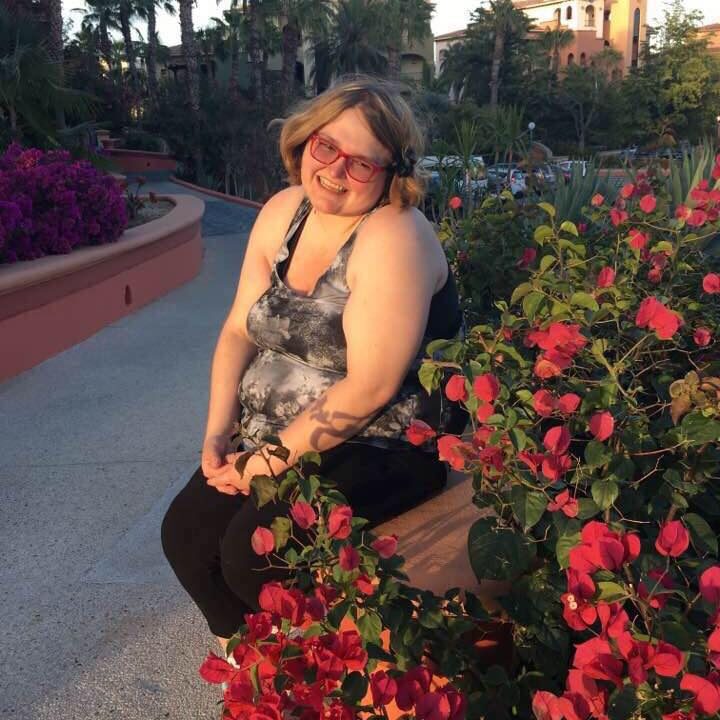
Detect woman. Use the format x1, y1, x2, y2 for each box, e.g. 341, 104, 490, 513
161, 77, 463, 651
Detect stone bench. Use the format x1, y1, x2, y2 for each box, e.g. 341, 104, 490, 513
374, 470, 509, 612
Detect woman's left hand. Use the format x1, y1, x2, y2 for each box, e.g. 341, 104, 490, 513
205, 451, 261, 495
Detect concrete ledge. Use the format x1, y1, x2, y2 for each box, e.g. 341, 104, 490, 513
375, 471, 510, 613
0, 194, 204, 382
170, 175, 264, 209
106, 148, 177, 174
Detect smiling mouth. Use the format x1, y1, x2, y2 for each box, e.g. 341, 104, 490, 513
318, 176, 347, 193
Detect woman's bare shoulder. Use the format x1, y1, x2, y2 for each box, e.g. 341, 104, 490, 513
250, 185, 306, 255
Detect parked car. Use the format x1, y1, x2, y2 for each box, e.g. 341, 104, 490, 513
550, 163, 571, 183
486, 164, 527, 198
420, 155, 488, 199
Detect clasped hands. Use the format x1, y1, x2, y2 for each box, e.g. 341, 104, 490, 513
202, 435, 269, 496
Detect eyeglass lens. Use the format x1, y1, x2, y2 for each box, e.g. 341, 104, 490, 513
312, 137, 375, 182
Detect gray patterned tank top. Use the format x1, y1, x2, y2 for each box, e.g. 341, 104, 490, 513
238, 198, 464, 450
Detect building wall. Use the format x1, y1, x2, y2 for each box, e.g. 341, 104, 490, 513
605, 0, 647, 71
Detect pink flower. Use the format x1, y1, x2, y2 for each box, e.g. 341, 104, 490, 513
688, 208, 708, 227
610, 208, 629, 226
680, 673, 720, 715
445, 374, 468, 402
629, 228, 648, 249
517, 247, 538, 269
703, 273, 720, 293
371, 534, 399, 558
448, 196, 462, 210
547, 489, 579, 517
588, 411, 614, 441
328, 505, 353, 540
406, 419, 436, 446
437, 434, 470, 471
694, 327, 712, 347
533, 389, 555, 417
620, 183, 636, 199
655, 520, 690, 557
557, 393, 581, 414
590, 193, 605, 207
700, 566, 720, 604
473, 373, 501, 403
542, 453, 573, 481
251, 526, 275, 555
635, 296, 682, 339
370, 670, 397, 707
290, 501, 317, 529
543, 425, 571, 455
640, 194, 657, 213
597, 266, 616, 288
338, 544, 360, 571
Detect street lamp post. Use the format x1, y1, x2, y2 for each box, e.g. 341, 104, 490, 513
528, 121, 536, 146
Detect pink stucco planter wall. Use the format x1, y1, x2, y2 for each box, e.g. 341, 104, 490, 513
0, 194, 204, 382
106, 148, 177, 174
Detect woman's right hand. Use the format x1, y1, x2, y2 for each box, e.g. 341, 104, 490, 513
201, 434, 230, 479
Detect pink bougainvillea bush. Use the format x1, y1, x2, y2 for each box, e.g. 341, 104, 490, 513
412, 165, 720, 718
198, 447, 487, 719
0, 143, 127, 263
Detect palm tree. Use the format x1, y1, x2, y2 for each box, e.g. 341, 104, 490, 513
486, 0, 530, 110
324, 0, 386, 78
118, 0, 141, 92
384, 0, 433, 81
279, 0, 332, 103
77, 0, 120, 69
138, 0, 175, 105
541, 26, 574, 85
211, 8, 244, 92
177, 0, 200, 110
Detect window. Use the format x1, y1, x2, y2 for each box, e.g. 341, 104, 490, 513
554, 8, 561, 23
568, 52, 575, 64
585, 5, 595, 26
604, 10, 610, 21
580, 52, 587, 66
566, 6, 573, 20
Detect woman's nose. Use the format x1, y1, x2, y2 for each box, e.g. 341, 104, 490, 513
326, 155, 348, 178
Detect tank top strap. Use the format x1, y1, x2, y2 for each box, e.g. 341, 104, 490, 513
335, 200, 388, 269
272, 197, 312, 270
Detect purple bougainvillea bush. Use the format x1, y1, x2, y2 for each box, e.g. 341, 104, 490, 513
0, 143, 127, 264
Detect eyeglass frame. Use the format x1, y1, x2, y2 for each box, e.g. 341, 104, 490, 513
308, 133, 391, 183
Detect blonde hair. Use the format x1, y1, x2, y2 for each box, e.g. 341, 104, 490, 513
279, 76, 426, 208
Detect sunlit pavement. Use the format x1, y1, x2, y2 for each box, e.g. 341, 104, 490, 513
0, 181, 257, 719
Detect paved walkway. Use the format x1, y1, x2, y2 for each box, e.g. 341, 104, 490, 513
0, 181, 258, 719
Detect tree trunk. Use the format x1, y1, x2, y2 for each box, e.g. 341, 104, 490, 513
280, 21, 300, 107
45, 0, 65, 128
489, 28, 504, 110
99, 16, 113, 69
247, 0, 264, 101
178, 0, 200, 112
119, 0, 139, 93
146, 2, 159, 105
387, 45, 401, 80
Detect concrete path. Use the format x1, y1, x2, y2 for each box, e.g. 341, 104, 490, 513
0, 181, 258, 719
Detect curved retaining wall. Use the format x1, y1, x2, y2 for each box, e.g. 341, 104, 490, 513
169, 175, 264, 209
0, 194, 204, 382
106, 148, 177, 174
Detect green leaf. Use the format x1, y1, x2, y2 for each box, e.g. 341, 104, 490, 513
523, 291, 545, 321
467, 517, 536, 581
341, 672, 369, 705
270, 516, 292, 551
539, 255, 556, 272
298, 473, 321, 503
538, 202, 556, 218
511, 485, 547, 531
556, 531, 580, 569
326, 600, 351, 630
660, 620, 693, 650
570, 292, 599, 312
576, 498, 601, 520
596, 581, 626, 602
608, 685, 638, 720
418, 362, 442, 395
419, 608, 445, 629
680, 412, 720, 443
591, 479, 619, 510
357, 610, 383, 644
277, 472, 296, 501
251, 474, 277, 508
684, 512, 718, 555
585, 440, 612, 468
559, 220, 579, 237
509, 427, 528, 451
510, 282, 533, 305
534, 224, 554, 245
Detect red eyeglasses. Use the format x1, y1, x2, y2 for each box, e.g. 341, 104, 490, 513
308, 134, 389, 183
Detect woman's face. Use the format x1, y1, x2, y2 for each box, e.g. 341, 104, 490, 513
300, 106, 393, 217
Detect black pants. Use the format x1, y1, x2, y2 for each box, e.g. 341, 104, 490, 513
161, 441, 447, 638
